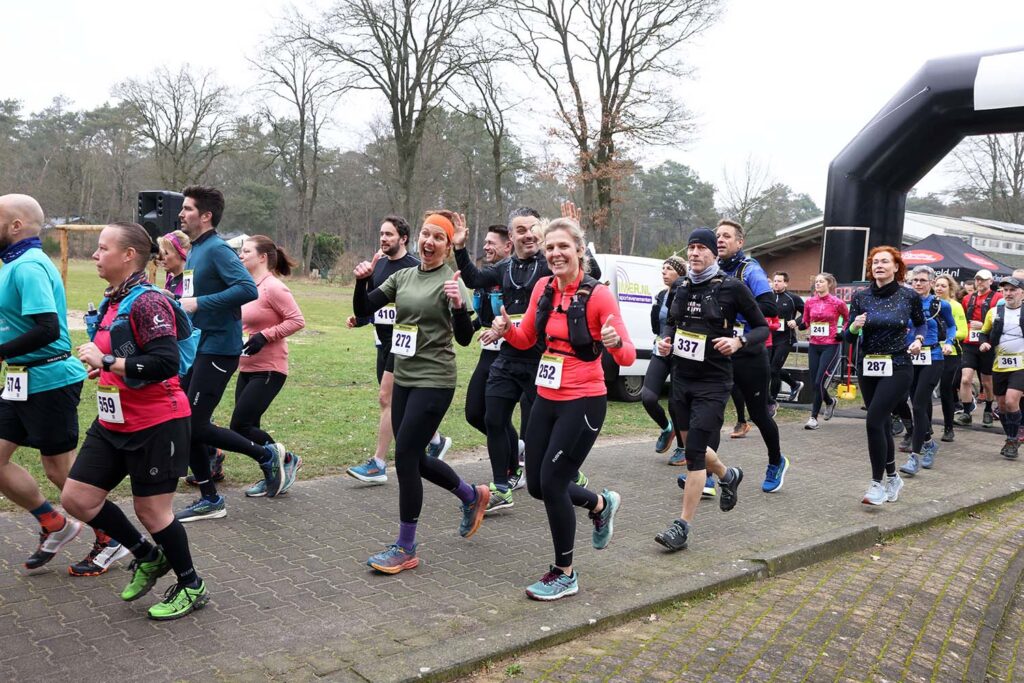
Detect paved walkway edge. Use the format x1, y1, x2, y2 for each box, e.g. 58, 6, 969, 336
968, 541, 1024, 682
374, 481, 1024, 683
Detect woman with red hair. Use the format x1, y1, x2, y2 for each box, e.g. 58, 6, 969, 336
844, 246, 926, 506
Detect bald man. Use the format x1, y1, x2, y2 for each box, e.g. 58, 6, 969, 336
0, 194, 129, 576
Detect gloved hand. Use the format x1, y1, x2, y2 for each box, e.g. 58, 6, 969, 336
242, 332, 268, 356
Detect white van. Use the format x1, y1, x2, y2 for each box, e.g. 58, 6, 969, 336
589, 251, 669, 402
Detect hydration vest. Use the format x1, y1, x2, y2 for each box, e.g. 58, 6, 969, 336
671, 275, 731, 335
535, 275, 604, 362
925, 296, 947, 347
967, 290, 997, 321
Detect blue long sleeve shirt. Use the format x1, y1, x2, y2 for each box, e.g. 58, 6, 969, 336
186, 230, 258, 355
905, 294, 956, 360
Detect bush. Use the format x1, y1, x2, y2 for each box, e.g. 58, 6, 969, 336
302, 233, 344, 277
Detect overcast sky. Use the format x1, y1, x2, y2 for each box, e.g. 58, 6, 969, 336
6, 0, 1024, 208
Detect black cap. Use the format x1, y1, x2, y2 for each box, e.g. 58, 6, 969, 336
687, 227, 717, 253
1000, 276, 1023, 289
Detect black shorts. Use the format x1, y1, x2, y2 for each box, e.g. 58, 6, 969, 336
671, 376, 731, 435
70, 417, 191, 497
376, 344, 395, 384
962, 345, 994, 374
486, 356, 539, 402
0, 381, 82, 456
993, 370, 1024, 397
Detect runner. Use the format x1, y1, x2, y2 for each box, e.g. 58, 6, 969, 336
174, 185, 287, 521
979, 275, 1024, 459
845, 246, 925, 506
353, 209, 489, 574
769, 272, 804, 403
956, 269, 1002, 427
896, 266, 956, 475
933, 274, 967, 443
235, 235, 306, 497
157, 230, 191, 299
0, 194, 124, 576
715, 219, 787, 493
653, 227, 764, 552
489, 216, 633, 599
644, 256, 686, 464
799, 273, 848, 430
63, 221, 207, 619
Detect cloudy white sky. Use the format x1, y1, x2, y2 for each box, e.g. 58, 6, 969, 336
6, 0, 1024, 207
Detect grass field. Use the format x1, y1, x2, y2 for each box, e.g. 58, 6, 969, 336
4, 257, 800, 511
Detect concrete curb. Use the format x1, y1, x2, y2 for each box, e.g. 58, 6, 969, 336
379, 482, 1024, 683
967, 543, 1024, 682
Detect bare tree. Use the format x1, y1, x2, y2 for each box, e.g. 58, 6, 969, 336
293, 0, 492, 219
114, 65, 234, 188
251, 36, 342, 271
719, 156, 775, 229
505, 0, 720, 250
951, 133, 1024, 224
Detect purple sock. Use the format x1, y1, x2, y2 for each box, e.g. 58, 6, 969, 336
454, 480, 476, 504
396, 522, 417, 550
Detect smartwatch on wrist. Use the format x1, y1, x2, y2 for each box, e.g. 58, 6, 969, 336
101, 354, 116, 372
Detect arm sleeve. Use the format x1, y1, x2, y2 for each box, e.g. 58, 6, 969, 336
504, 279, 543, 350
754, 291, 778, 318
454, 248, 501, 289
735, 284, 769, 346
909, 292, 927, 339
353, 274, 394, 317
590, 286, 635, 366
981, 308, 996, 335
260, 283, 305, 342
940, 301, 957, 345
452, 308, 474, 346
844, 295, 863, 342
123, 335, 179, 382
794, 295, 805, 325
0, 313, 60, 360
198, 246, 259, 312
650, 291, 663, 335
585, 249, 602, 279
953, 302, 968, 342
660, 282, 681, 340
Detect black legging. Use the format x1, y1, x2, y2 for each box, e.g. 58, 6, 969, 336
484, 394, 527, 487
808, 344, 842, 418
641, 354, 683, 447
466, 349, 499, 436
859, 363, 914, 481
183, 354, 268, 483
940, 355, 962, 430
731, 349, 783, 466
231, 370, 287, 450
525, 395, 604, 568
731, 385, 747, 423
894, 361, 944, 452
391, 384, 464, 524
769, 339, 796, 399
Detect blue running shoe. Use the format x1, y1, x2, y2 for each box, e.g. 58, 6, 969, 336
899, 453, 920, 477
347, 458, 387, 484
762, 456, 790, 493
591, 489, 620, 549
245, 479, 267, 497
426, 435, 452, 460
655, 422, 674, 453
175, 495, 226, 523
368, 544, 418, 574
676, 472, 716, 498
668, 446, 687, 466
281, 452, 303, 493
920, 440, 939, 469
459, 484, 490, 538
525, 566, 579, 601
261, 443, 286, 497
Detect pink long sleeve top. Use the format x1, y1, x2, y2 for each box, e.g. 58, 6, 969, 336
239, 274, 306, 375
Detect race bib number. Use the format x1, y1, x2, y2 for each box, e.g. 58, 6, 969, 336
182, 270, 194, 297
1, 366, 28, 402
910, 347, 932, 366
673, 329, 707, 362
480, 335, 503, 351
732, 324, 745, 338
863, 355, 893, 377
391, 324, 418, 357
968, 329, 981, 343
96, 385, 125, 423
810, 322, 830, 337
509, 314, 524, 329
374, 304, 397, 326
535, 353, 563, 389
995, 352, 1024, 372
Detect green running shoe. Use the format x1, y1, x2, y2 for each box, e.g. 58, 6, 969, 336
485, 484, 514, 515
147, 581, 209, 620
120, 549, 171, 602
574, 470, 588, 488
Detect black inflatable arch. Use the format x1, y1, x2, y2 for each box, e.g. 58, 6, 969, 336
822, 45, 1024, 282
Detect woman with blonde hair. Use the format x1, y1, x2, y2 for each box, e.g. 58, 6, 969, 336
156, 230, 191, 299
933, 274, 968, 442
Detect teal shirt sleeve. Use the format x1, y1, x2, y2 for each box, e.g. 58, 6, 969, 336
14, 262, 58, 316
198, 244, 258, 313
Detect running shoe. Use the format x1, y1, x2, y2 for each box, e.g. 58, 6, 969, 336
368, 544, 419, 574
667, 446, 687, 466
525, 566, 578, 601
768, 402, 778, 419
1001, 439, 1020, 460
920, 440, 939, 469
897, 434, 913, 453
729, 422, 750, 439
823, 398, 837, 421
347, 458, 387, 484
941, 428, 955, 443
485, 484, 514, 514
655, 519, 689, 552
890, 415, 905, 436
508, 466, 526, 491
719, 468, 743, 512
762, 456, 790, 493
788, 381, 804, 402
885, 473, 904, 502
655, 422, 674, 453
804, 417, 819, 430
862, 481, 887, 506
245, 479, 268, 497
591, 489, 620, 549
121, 548, 171, 601
148, 581, 209, 621
175, 495, 227, 523
281, 452, 303, 493
574, 470, 589, 488
954, 411, 972, 426
186, 449, 225, 486
677, 473, 717, 498
261, 443, 286, 497
68, 538, 131, 577
426, 435, 452, 460
983, 410, 994, 427
898, 453, 920, 476
25, 517, 82, 570
458, 484, 490, 538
